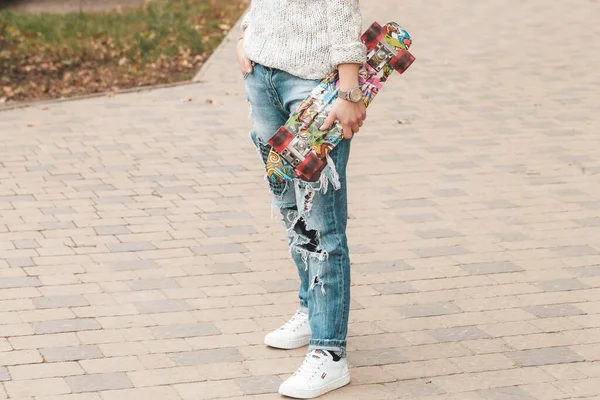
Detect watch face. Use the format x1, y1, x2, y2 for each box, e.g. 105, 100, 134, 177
350, 88, 363, 102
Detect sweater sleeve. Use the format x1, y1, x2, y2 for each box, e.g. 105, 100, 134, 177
326, 0, 367, 66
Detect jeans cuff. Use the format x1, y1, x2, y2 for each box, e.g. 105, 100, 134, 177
309, 340, 346, 357
299, 305, 309, 315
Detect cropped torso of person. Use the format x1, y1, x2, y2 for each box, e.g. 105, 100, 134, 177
241, 0, 367, 79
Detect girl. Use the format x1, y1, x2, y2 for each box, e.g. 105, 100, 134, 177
237, 1, 366, 397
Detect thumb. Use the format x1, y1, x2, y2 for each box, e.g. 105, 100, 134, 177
320, 112, 336, 131
244, 58, 253, 73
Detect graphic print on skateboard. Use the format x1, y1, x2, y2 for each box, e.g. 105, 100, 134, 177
265, 21, 415, 182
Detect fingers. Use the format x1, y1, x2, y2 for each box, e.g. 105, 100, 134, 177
342, 122, 354, 139
240, 57, 252, 76
320, 112, 337, 131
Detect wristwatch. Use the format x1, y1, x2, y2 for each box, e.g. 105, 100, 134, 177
338, 87, 363, 103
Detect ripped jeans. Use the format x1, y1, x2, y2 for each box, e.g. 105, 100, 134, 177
245, 63, 351, 355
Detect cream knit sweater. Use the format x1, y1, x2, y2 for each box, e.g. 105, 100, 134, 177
241, 0, 367, 79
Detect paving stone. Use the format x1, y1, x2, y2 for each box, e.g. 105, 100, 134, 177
174, 380, 244, 399
134, 300, 191, 314
0, 367, 9, 381
235, 375, 282, 395
433, 188, 467, 197
106, 242, 156, 252
169, 348, 243, 365
485, 200, 518, 209
397, 302, 463, 318
416, 229, 462, 239
107, 260, 158, 271
150, 323, 220, 339
386, 198, 437, 208
508, 346, 585, 366
33, 319, 101, 334
0, 350, 43, 366
207, 263, 251, 274
0, 277, 42, 289
127, 278, 181, 291
373, 282, 417, 295
428, 326, 491, 342
40, 345, 103, 362
94, 226, 131, 235
349, 348, 407, 367
461, 261, 524, 275
203, 211, 253, 220
551, 245, 600, 256
523, 304, 586, 318
3, 377, 71, 397
353, 260, 414, 274
534, 279, 590, 292
203, 226, 257, 237
41, 221, 77, 230
99, 386, 182, 400
66, 372, 133, 393
478, 386, 537, 400
259, 280, 300, 293
571, 266, 600, 277
575, 217, 600, 227
13, 239, 40, 249
34, 295, 90, 309
5, 258, 34, 268
192, 244, 249, 255
384, 379, 446, 398
494, 233, 530, 242
411, 246, 470, 258
397, 213, 441, 223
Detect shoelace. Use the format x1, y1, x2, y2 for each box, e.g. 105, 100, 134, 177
295, 350, 326, 379
281, 311, 308, 332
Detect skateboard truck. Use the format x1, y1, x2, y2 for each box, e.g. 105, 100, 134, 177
363, 22, 414, 74
269, 126, 326, 182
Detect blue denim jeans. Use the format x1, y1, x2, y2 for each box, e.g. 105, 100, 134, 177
244, 63, 352, 355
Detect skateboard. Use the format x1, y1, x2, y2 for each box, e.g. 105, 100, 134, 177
265, 21, 415, 182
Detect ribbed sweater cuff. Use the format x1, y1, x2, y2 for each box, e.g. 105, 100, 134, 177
331, 41, 367, 67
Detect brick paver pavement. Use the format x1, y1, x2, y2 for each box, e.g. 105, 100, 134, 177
1, 1, 600, 399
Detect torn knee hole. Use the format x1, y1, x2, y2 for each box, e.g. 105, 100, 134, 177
292, 217, 320, 252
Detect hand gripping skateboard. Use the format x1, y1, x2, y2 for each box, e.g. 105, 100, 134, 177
266, 21, 415, 182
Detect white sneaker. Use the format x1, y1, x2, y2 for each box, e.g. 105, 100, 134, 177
278, 349, 350, 399
264, 310, 311, 349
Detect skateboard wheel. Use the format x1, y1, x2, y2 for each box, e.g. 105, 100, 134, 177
362, 22, 385, 51
390, 50, 415, 74
268, 126, 294, 153
296, 152, 326, 182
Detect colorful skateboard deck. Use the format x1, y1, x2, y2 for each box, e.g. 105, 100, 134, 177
266, 21, 415, 182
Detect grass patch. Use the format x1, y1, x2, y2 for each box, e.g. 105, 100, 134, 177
0, 0, 247, 103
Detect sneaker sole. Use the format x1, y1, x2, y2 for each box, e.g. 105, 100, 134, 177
278, 372, 350, 399
264, 335, 310, 350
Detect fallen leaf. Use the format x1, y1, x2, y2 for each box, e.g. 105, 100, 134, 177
182, 97, 194, 103
205, 98, 214, 104
397, 119, 411, 125
27, 123, 38, 127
